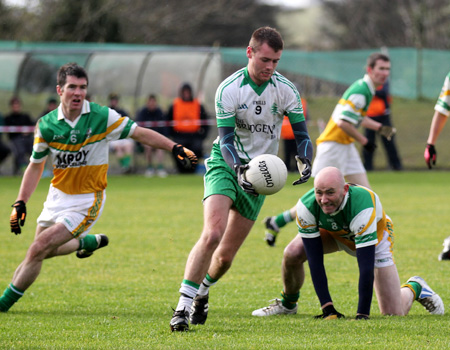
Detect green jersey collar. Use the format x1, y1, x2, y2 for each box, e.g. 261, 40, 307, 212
241, 67, 276, 96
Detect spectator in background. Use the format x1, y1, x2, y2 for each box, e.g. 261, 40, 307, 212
281, 98, 308, 172
167, 83, 209, 173
0, 112, 11, 174
39, 97, 58, 118
108, 93, 134, 174
135, 94, 169, 177
363, 82, 402, 171
4, 96, 35, 175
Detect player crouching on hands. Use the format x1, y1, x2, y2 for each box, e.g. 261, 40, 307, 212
252, 167, 444, 319
1, 62, 197, 313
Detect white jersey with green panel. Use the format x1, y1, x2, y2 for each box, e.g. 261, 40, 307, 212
316, 74, 375, 145
296, 185, 387, 251
435, 72, 450, 117
32, 100, 136, 194
214, 67, 305, 161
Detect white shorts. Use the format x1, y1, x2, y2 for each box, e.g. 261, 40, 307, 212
311, 142, 365, 177
37, 185, 106, 238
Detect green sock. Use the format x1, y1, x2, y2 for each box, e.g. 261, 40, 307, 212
79, 234, 98, 252
0, 283, 24, 312
205, 273, 218, 284
198, 274, 218, 296
119, 155, 131, 169
274, 210, 294, 229
404, 281, 422, 300
281, 290, 299, 309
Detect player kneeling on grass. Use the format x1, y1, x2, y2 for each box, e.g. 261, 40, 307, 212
1, 62, 197, 313
252, 166, 444, 319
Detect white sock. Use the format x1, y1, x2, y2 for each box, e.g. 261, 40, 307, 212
176, 282, 198, 311
197, 276, 218, 296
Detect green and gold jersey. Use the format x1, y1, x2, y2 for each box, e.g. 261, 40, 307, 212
32, 101, 136, 194
435, 72, 450, 117
296, 185, 386, 251
317, 74, 375, 145
214, 67, 305, 161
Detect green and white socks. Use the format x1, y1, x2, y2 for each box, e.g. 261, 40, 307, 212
273, 209, 295, 230
0, 283, 24, 312
177, 274, 218, 311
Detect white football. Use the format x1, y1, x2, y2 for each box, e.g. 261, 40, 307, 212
244, 154, 288, 195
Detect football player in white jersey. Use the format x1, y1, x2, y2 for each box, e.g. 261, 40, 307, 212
170, 27, 313, 331
3, 63, 197, 313
424, 72, 450, 260
252, 167, 444, 319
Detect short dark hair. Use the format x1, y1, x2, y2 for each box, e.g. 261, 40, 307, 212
108, 92, 120, 101
57, 63, 89, 87
9, 96, 21, 106
367, 53, 390, 69
249, 26, 284, 53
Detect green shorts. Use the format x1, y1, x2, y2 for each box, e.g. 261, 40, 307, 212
203, 144, 266, 221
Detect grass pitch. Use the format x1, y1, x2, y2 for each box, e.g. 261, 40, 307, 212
0, 172, 449, 349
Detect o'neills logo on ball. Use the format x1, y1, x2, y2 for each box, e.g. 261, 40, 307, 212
258, 160, 274, 187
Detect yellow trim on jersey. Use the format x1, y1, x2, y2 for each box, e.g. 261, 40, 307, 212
357, 186, 386, 246
338, 98, 367, 116
52, 164, 108, 194
440, 89, 450, 98
316, 118, 354, 145
296, 215, 316, 230
34, 136, 46, 144
48, 118, 126, 152
320, 228, 356, 251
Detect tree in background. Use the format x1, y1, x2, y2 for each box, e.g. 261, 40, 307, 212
40, 0, 122, 42
2, 0, 450, 49
117, 0, 278, 47
1, 0, 278, 47
320, 0, 450, 49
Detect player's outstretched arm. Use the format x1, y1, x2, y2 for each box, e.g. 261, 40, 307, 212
425, 111, 448, 169
11, 161, 45, 234
16, 161, 45, 204
131, 125, 176, 152
132, 126, 198, 171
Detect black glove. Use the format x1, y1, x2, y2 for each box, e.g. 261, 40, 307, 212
292, 156, 311, 186
355, 314, 370, 320
172, 144, 198, 171
10, 200, 26, 235
233, 164, 258, 196
363, 141, 377, 153
424, 144, 436, 169
314, 304, 345, 320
